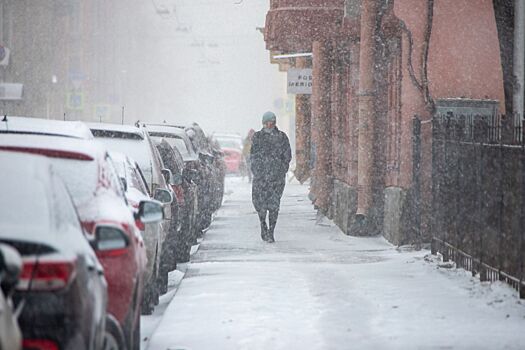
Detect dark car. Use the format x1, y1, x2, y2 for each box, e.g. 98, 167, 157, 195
0, 151, 107, 350
154, 139, 197, 265
145, 123, 224, 234
185, 123, 225, 227
144, 124, 201, 239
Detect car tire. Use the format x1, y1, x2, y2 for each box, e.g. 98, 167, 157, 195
103, 316, 127, 350
141, 262, 158, 315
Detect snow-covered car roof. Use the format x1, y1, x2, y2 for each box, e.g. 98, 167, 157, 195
87, 122, 145, 139
0, 151, 92, 254
0, 116, 94, 139
88, 123, 166, 190
0, 133, 107, 160
144, 124, 187, 134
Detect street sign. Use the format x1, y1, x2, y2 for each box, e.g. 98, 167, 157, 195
287, 68, 313, 94
94, 105, 111, 122
67, 92, 84, 110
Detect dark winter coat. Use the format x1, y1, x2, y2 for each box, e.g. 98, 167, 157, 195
250, 127, 292, 212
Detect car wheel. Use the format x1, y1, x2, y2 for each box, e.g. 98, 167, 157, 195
141, 263, 157, 315
103, 319, 127, 350
157, 267, 168, 295
141, 286, 153, 315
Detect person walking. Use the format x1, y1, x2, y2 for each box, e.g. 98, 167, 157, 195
250, 111, 292, 243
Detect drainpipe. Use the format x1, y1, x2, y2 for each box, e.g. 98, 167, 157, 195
356, 0, 379, 220
514, 0, 524, 138
294, 56, 312, 183
312, 40, 333, 212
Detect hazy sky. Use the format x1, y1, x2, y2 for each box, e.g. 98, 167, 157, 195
138, 0, 287, 136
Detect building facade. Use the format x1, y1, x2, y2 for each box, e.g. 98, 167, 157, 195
264, 0, 515, 244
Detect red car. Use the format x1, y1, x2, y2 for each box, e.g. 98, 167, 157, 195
221, 147, 243, 174
0, 134, 165, 350
214, 134, 244, 174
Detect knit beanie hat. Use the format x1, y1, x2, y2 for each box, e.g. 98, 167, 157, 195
262, 111, 277, 124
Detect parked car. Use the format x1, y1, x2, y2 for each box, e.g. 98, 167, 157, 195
88, 123, 175, 313
213, 133, 244, 174
185, 123, 226, 228
208, 136, 227, 212
0, 115, 94, 139
144, 124, 208, 236
0, 135, 166, 349
109, 151, 177, 295
154, 139, 197, 264
0, 243, 22, 350
0, 150, 107, 350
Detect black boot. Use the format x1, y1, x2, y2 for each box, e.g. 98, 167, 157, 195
268, 210, 279, 243
258, 210, 269, 241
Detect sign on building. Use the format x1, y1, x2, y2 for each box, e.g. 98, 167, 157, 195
287, 68, 313, 94
0, 83, 23, 100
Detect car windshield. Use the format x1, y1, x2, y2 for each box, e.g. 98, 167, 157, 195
149, 133, 190, 158
95, 137, 154, 188
0, 176, 50, 234
50, 157, 98, 206
217, 138, 242, 150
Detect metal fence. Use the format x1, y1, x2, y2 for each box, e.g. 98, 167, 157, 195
430, 115, 525, 299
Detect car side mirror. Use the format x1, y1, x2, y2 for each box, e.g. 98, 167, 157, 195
120, 177, 128, 192
161, 168, 173, 185
136, 199, 164, 223
0, 244, 22, 295
153, 188, 173, 204
94, 226, 129, 252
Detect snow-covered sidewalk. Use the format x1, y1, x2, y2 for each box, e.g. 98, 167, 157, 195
146, 178, 525, 350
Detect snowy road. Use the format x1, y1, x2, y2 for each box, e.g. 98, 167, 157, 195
146, 177, 525, 350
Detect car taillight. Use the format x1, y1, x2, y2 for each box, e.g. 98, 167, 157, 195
18, 259, 76, 291
23, 339, 59, 350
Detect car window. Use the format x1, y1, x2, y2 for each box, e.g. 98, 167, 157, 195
150, 133, 190, 158
96, 137, 154, 185
217, 139, 242, 150
134, 163, 151, 197
103, 153, 127, 201
51, 174, 82, 233
0, 173, 51, 234
156, 142, 183, 174
51, 157, 98, 206
129, 163, 149, 196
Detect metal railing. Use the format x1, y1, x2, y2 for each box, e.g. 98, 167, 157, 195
430, 115, 525, 299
